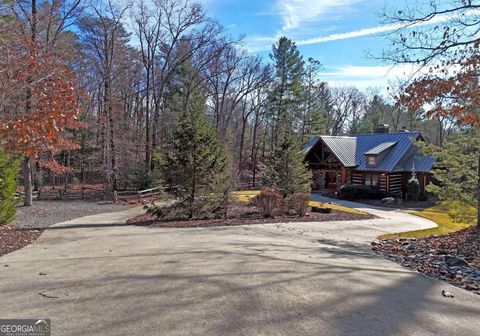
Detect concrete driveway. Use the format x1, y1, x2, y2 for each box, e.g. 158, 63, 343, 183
1, 202, 479, 336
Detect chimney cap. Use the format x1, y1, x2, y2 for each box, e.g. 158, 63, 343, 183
375, 124, 390, 133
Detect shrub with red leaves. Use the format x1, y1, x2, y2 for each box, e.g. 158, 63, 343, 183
288, 193, 310, 216
254, 188, 283, 218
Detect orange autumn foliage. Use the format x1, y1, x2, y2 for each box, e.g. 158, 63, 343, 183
0, 38, 84, 172
399, 54, 480, 127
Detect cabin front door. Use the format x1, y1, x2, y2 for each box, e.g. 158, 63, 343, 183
325, 171, 338, 189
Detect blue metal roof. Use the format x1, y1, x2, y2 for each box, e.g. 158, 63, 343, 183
304, 131, 436, 173
354, 132, 423, 172
396, 154, 436, 173
363, 141, 397, 155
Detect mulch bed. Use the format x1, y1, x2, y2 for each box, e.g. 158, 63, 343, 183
372, 227, 480, 295
127, 203, 373, 228
0, 226, 43, 257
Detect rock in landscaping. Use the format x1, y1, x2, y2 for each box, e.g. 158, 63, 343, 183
381, 197, 395, 204
372, 228, 480, 296
442, 290, 454, 298
445, 256, 470, 267
311, 206, 332, 214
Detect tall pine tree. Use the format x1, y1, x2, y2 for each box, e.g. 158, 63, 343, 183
301, 57, 328, 143
269, 37, 305, 141
263, 37, 311, 196
152, 56, 230, 219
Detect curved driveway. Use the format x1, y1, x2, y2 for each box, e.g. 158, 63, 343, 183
1, 201, 479, 336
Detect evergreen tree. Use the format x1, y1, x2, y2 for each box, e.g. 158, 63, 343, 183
0, 147, 19, 224
355, 95, 397, 134
155, 57, 230, 219
163, 93, 229, 218
420, 130, 479, 228
263, 37, 311, 195
268, 37, 304, 140
301, 58, 328, 143
262, 133, 310, 196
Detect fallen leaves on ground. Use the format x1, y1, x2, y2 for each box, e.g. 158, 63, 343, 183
0, 226, 43, 257
373, 228, 480, 295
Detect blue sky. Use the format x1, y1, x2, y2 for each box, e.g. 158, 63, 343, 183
200, 0, 426, 90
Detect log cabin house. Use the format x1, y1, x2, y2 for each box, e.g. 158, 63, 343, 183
303, 125, 436, 196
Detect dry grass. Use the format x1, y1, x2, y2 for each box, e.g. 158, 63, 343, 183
231, 190, 260, 203
378, 203, 477, 240
308, 200, 368, 216
231, 190, 368, 216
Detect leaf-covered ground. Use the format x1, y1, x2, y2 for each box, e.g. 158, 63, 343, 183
0, 226, 43, 257
373, 228, 480, 295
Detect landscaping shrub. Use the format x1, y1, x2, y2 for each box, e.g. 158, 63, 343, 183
0, 148, 19, 225
254, 188, 283, 218
145, 196, 227, 221
288, 193, 310, 216
337, 184, 392, 200
406, 175, 420, 201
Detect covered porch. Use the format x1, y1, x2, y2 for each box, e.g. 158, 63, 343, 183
311, 167, 350, 192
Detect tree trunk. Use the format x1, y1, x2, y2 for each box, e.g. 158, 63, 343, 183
251, 112, 259, 188
109, 103, 117, 191
23, 157, 33, 206
145, 69, 151, 171
36, 161, 43, 200
238, 116, 247, 173
21, 0, 36, 207
477, 152, 480, 230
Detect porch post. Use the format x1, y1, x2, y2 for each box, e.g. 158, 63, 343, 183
340, 167, 347, 185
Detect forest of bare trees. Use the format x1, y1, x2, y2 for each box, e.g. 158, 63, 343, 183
0, 0, 452, 199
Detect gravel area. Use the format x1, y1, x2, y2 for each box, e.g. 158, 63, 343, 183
12, 201, 132, 229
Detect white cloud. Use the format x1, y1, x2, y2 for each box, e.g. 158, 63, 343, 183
276, 0, 364, 31
297, 22, 405, 45
319, 64, 422, 89
243, 35, 277, 52
318, 62, 464, 89
296, 11, 469, 45
322, 64, 419, 79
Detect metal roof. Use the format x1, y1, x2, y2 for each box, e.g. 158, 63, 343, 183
363, 141, 397, 155
303, 136, 320, 155
320, 136, 357, 167
304, 131, 436, 173
395, 154, 436, 173
354, 132, 423, 172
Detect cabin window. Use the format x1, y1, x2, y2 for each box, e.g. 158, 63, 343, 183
366, 155, 377, 167
365, 174, 379, 187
